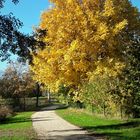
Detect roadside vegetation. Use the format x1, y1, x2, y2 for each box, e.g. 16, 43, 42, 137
0, 111, 36, 140
0, 62, 48, 140
56, 108, 140, 140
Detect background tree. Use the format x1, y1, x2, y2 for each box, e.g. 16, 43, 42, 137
0, 62, 35, 110
118, 35, 140, 117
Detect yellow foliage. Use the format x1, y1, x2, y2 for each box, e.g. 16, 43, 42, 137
104, 0, 115, 17
113, 19, 128, 35
30, 0, 139, 92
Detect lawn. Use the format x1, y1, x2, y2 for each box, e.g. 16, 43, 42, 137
0, 112, 36, 140
56, 108, 140, 140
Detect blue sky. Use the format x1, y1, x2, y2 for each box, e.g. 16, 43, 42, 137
0, 0, 140, 72
1, 0, 50, 34
0, 0, 50, 72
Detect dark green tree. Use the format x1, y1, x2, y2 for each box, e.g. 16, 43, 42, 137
0, 0, 46, 62
120, 36, 140, 118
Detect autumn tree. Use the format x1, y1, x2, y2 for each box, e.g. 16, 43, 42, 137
0, 62, 35, 109
31, 0, 140, 92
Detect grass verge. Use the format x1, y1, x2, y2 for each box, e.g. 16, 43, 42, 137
0, 112, 36, 140
56, 108, 140, 140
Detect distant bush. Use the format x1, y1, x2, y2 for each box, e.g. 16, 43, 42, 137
0, 106, 13, 121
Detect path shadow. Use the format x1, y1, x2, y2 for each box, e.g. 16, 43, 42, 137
0, 104, 67, 125
83, 120, 140, 130
36, 134, 97, 140
48, 129, 85, 133
41, 104, 68, 111
0, 116, 52, 125
82, 120, 140, 140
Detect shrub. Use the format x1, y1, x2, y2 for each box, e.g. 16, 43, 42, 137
0, 106, 13, 121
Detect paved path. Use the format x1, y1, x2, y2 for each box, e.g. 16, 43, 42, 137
32, 105, 99, 140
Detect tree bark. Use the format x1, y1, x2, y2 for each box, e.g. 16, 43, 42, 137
36, 83, 40, 108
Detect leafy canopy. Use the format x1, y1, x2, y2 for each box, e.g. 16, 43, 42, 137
31, 0, 140, 91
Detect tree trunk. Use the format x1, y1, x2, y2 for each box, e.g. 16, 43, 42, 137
23, 96, 26, 111
91, 104, 94, 113
103, 102, 106, 117
36, 83, 40, 108
120, 104, 123, 119
47, 89, 50, 103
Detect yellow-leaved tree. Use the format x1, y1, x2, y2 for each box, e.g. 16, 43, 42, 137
31, 0, 140, 92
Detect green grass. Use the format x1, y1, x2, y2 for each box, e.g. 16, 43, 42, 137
56, 108, 140, 140
0, 112, 36, 140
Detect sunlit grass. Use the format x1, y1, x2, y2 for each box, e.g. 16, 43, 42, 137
0, 112, 36, 140
56, 108, 140, 140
